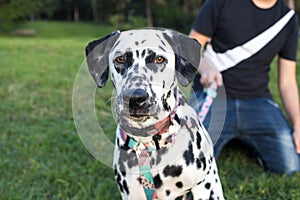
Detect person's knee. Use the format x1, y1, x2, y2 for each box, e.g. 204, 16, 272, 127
264, 156, 300, 175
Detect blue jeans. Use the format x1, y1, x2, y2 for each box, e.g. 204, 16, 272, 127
189, 91, 300, 174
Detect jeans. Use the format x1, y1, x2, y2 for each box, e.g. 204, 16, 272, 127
189, 91, 300, 174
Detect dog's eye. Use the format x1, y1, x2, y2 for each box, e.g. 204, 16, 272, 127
115, 56, 125, 64
155, 56, 165, 64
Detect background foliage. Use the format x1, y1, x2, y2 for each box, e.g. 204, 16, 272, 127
0, 0, 202, 33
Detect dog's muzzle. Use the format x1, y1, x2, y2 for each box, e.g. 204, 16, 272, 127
120, 89, 153, 122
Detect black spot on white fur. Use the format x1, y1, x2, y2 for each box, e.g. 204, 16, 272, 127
176, 181, 183, 188
183, 142, 194, 166
153, 174, 163, 189
163, 165, 183, 177
205, 182, 211, 190
175, 196, 184, 200
196, 131, 202, 149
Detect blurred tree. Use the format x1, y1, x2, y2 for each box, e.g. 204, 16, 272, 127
31, 0, 60, 20
91, 0, 100, 22
146, 0, 165, 27
152, 0, 204, 33
0, 0, 60, 31
146, 0, 153, 26
0, 0, 34, 31
51, 0, 91, 22
90, 0, 116, 23
74, 0, 80, 22
116, 0, 132, 12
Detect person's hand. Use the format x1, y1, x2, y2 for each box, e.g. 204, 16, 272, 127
198, 58, 223, 87
293, 129, 300, 154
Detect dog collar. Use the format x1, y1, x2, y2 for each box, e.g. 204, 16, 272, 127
119, 114, 180, 151
119, 97, 180, 142
118, 97, 181, 156
119, 97, 180, 140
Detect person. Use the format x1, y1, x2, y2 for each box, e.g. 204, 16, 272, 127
188, 0, 300, 174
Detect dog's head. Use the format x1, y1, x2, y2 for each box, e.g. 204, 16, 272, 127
85, 28, 201, 132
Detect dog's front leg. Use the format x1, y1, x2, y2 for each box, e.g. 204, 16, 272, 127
191, 158, 224, 200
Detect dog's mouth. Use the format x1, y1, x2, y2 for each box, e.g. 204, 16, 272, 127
117, 103, 159, 122
119, 107, 153, 122
128, 114, 150, 122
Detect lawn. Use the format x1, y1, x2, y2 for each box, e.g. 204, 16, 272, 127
0, 21, 299, 200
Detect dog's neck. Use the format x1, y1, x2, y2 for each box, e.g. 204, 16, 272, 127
118, 97, 181, 149
119, 114, 173, 137
119, 114, 181, 151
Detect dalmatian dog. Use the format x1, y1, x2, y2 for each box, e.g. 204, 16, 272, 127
85, 28, 224, 200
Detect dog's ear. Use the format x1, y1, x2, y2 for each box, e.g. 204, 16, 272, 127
163, 30, 201, 87
85, 31, 120, 87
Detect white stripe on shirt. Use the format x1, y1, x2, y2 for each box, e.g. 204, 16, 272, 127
203, 9, 295, 72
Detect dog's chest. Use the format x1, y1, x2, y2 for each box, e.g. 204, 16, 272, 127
113, 104, 214, 199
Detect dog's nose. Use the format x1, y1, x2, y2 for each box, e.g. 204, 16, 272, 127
123, 89, 149, 109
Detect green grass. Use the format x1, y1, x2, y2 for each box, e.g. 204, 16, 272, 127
0, 21, 299, 199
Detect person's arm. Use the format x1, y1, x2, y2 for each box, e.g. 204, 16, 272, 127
189, 29, 210, 46
278, 57, 300, 153
189, 30, 223, 87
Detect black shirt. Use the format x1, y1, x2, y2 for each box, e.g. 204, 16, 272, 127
191, 0, 298, 98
